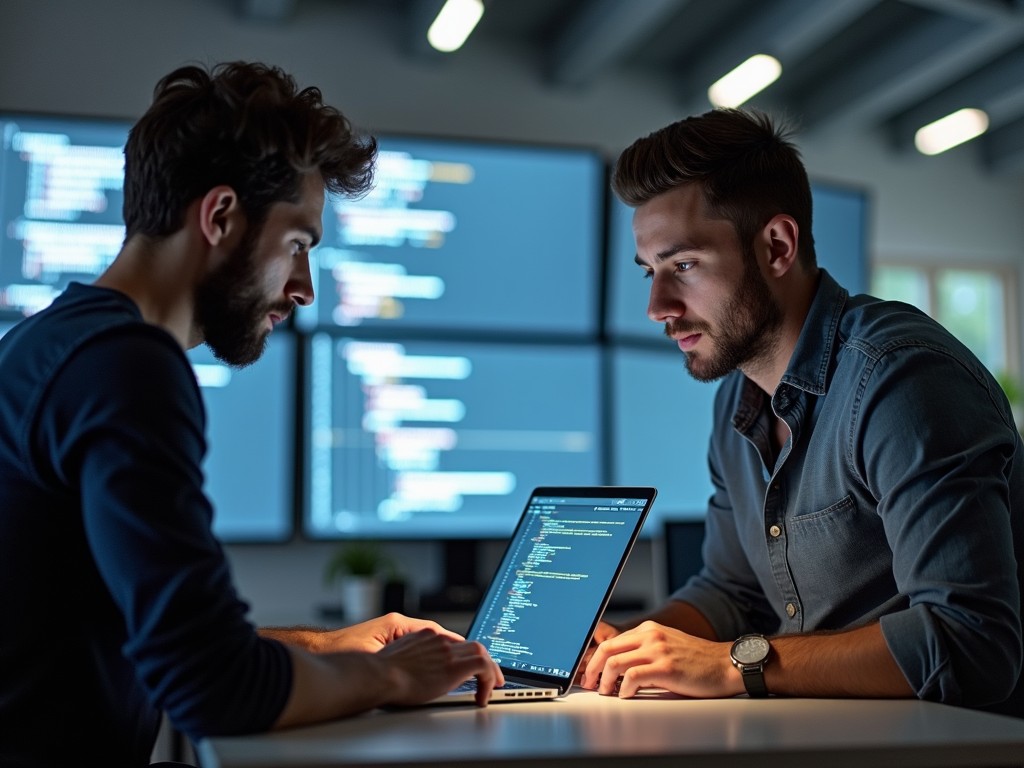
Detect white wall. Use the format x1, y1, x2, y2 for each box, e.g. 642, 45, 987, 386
3, 0, 1022, 623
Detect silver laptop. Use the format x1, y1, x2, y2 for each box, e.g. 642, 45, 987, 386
431, 486, 656, 704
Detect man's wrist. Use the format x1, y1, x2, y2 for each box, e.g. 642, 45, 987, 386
729, 634, 772, 698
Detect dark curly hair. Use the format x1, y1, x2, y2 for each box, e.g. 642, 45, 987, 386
612, 108, 816, 268
122, 61, 377, 239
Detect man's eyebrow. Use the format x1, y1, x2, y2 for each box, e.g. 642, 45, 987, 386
634, 244, 698, 266
302, 225, 322, 248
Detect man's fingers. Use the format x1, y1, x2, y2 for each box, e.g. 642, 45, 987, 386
446, 640, 503, 707
582, 632, 646, 690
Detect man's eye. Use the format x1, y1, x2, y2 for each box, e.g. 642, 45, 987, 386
675, 261, 694, 273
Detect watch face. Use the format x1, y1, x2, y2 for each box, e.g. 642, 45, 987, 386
733, 635, 770, 665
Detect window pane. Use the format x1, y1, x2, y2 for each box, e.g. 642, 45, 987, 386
871, 266, 930, 313
935, 269, 1006, 373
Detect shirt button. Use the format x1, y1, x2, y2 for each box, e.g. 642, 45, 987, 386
786, 603, 797, 618
769, 525, 782, 538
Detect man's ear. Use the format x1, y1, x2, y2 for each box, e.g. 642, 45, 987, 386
761, 214, 799, 277
197, 185, 243, 247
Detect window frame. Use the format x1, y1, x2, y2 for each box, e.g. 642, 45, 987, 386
870, 259, 1021, 380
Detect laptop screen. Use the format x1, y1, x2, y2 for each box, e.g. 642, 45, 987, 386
467, 488, 653, 681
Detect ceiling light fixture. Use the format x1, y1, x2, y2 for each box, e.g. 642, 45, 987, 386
707, 54, 782, 108
914, 108, 990, 156
427, 0, 484, 53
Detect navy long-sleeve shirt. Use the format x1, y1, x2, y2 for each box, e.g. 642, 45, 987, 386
0, 283, 291, 767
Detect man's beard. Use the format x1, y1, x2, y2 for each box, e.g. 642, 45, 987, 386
194, 224, 293, 368
666, 254, 784, 383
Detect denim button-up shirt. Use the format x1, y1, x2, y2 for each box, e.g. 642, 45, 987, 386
673, 270, 1024, 712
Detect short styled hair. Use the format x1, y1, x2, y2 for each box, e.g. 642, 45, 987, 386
122, 61, 377, 239
612, 108, 816, 268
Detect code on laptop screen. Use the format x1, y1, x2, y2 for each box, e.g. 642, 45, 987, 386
468, 492, 649, 677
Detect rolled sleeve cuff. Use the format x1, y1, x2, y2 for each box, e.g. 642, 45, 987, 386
880, 605, 960, 705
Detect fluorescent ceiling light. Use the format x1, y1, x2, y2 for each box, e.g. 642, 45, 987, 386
914, 108, 989, 156
707, 54, 782, 108
427, 0, 484, 53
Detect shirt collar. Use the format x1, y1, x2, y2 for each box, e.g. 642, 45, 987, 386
731, 269, 848, 435
778, 268, 848, 397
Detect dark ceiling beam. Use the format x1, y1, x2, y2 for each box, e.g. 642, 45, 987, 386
675, 0, 883, 109
897, 0, 1021, 23
235, 0, 297, 22
403, 0, 447, 59
794, 13, 1024, 132
771, 0, 886, 60
980, 114, 1024, 174
987, 81, 1024, 127
545, 0, 692, 88
887, 46, 1024, 150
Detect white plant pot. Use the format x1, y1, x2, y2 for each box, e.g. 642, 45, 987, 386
341, 576, 382, 624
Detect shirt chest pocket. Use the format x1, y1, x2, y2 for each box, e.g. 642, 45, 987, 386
785, 495, 892, 613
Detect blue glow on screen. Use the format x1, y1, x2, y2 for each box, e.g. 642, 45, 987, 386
0, 114, 129, 318
303, 336, 604, 539
610, 346, 717, 528
186, 331, 296, 542
296, 136, 604, 336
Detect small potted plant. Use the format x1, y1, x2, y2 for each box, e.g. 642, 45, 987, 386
324, 542, 393, 624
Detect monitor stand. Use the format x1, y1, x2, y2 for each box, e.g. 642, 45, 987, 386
418, 539, 484, 613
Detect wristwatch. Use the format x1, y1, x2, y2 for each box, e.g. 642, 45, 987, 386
730, 634, 771, 698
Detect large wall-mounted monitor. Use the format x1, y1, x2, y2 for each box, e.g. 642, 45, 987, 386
606, 181, 870, 340
0, 113, 129, 319
295, 135, 605, 338
609, 345, 717, 531
302, 335, 604, 540
186, 331, 297, 543
2, 113, 873, 556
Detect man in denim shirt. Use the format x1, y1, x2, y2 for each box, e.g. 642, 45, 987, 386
581, 108, 1023, 717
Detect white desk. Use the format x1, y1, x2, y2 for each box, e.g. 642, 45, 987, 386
197, 689, 1024, 768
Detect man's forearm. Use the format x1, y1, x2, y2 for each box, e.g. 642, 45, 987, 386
650, 604, 915, 698
259, 626, 331, 653
764, 622, 914, 698
273, 646, 392, 729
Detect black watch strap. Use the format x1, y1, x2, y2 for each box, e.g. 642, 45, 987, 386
739, 665, 768, 698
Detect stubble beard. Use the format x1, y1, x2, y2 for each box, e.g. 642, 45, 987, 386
194, 224, 292, 368
667, 255, 784, 383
